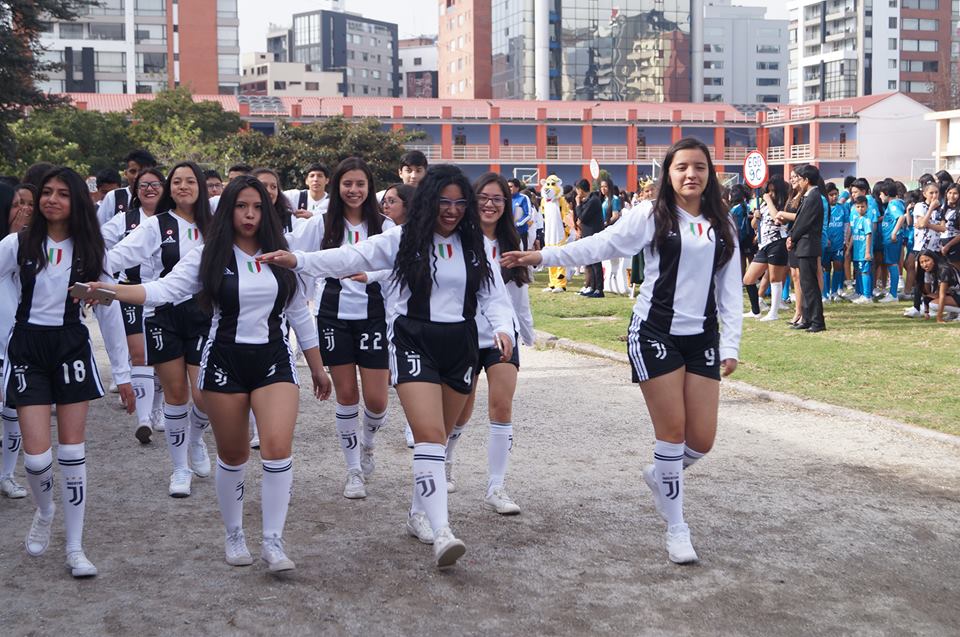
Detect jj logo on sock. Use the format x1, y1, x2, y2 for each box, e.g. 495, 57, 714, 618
341, 432, 358, 450
170, 430, 186, 447
415, 474, 436, 498
7, 433, 21, 452
661, 475, 680, 500
67, 480, 84, 506
236, 481, 244, 502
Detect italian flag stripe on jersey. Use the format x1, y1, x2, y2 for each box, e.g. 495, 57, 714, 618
47, 248, 62, 264
689, 222, 703, 237
436, 243, 453, 259
347, 231, 360, 244
187, 228, 199, 241
491, 246, 498, 259
247, 261, 261, 273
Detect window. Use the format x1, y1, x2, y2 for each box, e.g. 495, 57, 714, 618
274, 81, 286, 90
86, 0, 124, 16
361, 69, 368, 78
96, 80, 126, 93
135, 0, 165, 15
346, 67, 353, 76
137, 52, 166, 73
217, 26, 238, 48
901, 60, 939, 72
756, 61, 780, 71
135, 24, 165, 44
60, 23, 84, 38
757, 95, 780, 103
756, 44, 780, 54
703, 94, 723, 102
757, 77, 780, 86
363, 85, 369, 94
704, 77, 723, 86
362, 52, 368, 62
889, 38, 897, 50
89, 23, 124, 40
902, 0, 937, 7
703, 60, 723, 70
889, 17, 897, 28
413, 57, 422, 66
903, 81, 933, 93
306, 82, 319, 90
888, 80, 897, 90
217, 0, 238, 18
372, 69, 381, 79
889, 59, 897, 69
901, 18, 939, 30
703, 44, 723, 53
95, 51, 125, 72
218, 54, 239, 75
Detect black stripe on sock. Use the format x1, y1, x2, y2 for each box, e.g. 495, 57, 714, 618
26, 462, 53, 475
58, 458, 86, 466
263, 462, 292, 473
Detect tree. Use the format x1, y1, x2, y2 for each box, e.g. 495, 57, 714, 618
0, 0, 97, 161
147, 116, 219, 169
128, 88, 243, 148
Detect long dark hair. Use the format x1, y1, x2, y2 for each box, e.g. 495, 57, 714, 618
473, 172, 530, 286
18, 167, 105, 279
0, 182, 15, 237
651, 138, 735, 267
251, 167, 294, 230
322, 157, 383, 250
197, 176, 297, 313
382, 182, 415, 209
393, 164, 492, 295
765, 177, 790, 212
129, 167, 165, 211
157, 161, 212, 235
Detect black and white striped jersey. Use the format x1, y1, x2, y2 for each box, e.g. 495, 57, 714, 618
292, 225, 515, 337
107, 210, 203, 305
142, 244, 318, 349
0, 233, 131, 383
288, 214, 394, 320
757, 202, 788, 248
95, 186, 133, 226
477, 237, 535, 349
101, 207, 158, 284
540, 205, 743, 362
914, 202, 943, 252
941, 206, 959, 243
283, 189, 329, 216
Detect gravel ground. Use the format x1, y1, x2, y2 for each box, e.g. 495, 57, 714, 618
1, 338, 958, 636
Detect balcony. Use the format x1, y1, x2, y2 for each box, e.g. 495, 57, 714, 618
451, 144, 490, 161
819, 142, 857, 159
592, 145, 627, 161
723, 147, 750, 162
768, 146, 786, 161
545, 145, 584, 161
636, 145, 670, 161
499, 145, 537, 161
404, 144, 442, 160
789, 144, 811, 160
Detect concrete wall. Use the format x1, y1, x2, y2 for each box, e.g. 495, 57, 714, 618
857, 93, 934, 181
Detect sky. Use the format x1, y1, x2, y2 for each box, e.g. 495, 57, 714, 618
239, 0, 790, 54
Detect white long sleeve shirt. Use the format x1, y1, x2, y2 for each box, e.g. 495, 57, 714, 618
540, 205, 743, 361
478, 237, 535, 348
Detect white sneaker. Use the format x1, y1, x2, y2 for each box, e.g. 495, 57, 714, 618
343, 469, 366, 499
852, 295, 872, 304
65, 550, 98, 578
406, 512, 435, 544
403, 423, 415, 449
189, 438, 211, 477
666, 523, 699, 564
483, 487, 521, 515
432, 526, 466, 569
261, 536, 295, 572
25, 507, 54, 556
758, 313, 780, 322
541, 286, 555, 293
108, 383, 118, 394
225, 528, 253, 566
168, 467, 192, 498
249, 433, 260, 449
360, 444, 375, 478
743, 311, 761, 319
550, 287, 565, 293
445, 461, 457, 494
134, 421, 153, 445
878, 293, 897, 303
0, 475, 27, 498
151, 408, 165, 432
642, 465, 667, 522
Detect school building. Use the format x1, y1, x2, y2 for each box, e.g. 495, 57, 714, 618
64, 91, 935, 187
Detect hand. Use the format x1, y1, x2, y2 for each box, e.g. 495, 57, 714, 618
721, 359, 738, 377
892, 233, 899, 242
494, 332, 513, 363
347, 273, 368, 283
312, 368, 332, 400
500, 250, 543, 268
864, 254, 872, 262
294, 209, 313, 219
118, 383, 136, 414
257, 250, 297, 269
786, 237, 793, 250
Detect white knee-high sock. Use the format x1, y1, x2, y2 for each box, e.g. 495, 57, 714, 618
24, 449, 55, 519
335, 402, 360, 471
769, 282, 783, 318
58, 443, 86, 553
261, 457, 293, 539
131, 366, 154, 424
487, 421, 513, 494
683, 445, 706, 470
653, 440, 685, 528
189, 405, 209, 445
1, 406, 22, 478
215, 458, 246, 533
413, 443, 448, 532
445, 425, 466, 463
360, 407, 387, 449
163, 403, 190, 470
152, 376, 163, 412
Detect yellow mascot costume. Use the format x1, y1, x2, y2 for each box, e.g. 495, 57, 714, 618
539, 175, 571, 292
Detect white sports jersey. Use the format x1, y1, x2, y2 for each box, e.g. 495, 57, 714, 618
107, 210, 203, 305
540, 205, 743, 362
288, 214, 395, 320
913, 203, 942, 252
96, 186, 133, 226
0, 233, 131, 383
292, 225, 515, 339
757, 202, 788, 249
142, 244, 318, 349
0, 271, 17, 360
477, 237, 535, 349
101, 207, 159, 284
941, 206, 959, 242
283, 189, 329, 216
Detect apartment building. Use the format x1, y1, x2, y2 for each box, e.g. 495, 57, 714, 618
399, 37, 439, 98
437, 0, 492, 98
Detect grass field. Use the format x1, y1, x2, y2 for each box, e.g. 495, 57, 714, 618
527, 272, 960, 435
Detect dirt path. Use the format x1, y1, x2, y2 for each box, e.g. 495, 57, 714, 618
2, 341, 958, 636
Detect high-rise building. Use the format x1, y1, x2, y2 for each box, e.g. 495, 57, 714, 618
702, 0, 788, 104
399, 37, 439, 98
437, 0, 493, 98
788, 0, 951, 107
36, 0, 240, 95
289, 9, 400, 98
266, 24, 291, 63
489, 0, 700, 102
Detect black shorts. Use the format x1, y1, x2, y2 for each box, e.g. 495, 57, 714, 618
787, 248, 800, 268
477, 337, 520, 373
753, 239, 788, 266
3, 323, 104, 407
198, 339, 298, 394
145, 300, 210, 367
120, 302, 144, 336
316, 316, 389, 369
390, 316, 478, 395
627, 314, 721, 383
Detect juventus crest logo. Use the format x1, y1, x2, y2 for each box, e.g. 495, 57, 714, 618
341, 432, 358, 450
6, 432, 21, 453
14, 366, 27, 393
416, 474, 436, 498
124, 306, 137, 324
170, 430, 186, 447
266, 364, 277, 377
40, 477, 52, 493
133, 385, 146, 400
648, 340, 667, 361
236, 481, 244, 502
661, 475, 680, 500
213, 366, 228, 387
323, 329, 336, 351
67, 480, 84, 506
406, 352, 421, 377
150, 328, 164, 351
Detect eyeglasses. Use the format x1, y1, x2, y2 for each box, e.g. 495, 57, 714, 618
382, 197, 399, 206
138, 182, 163, 191
438, 198, 468, 211
477, 195, 506, 207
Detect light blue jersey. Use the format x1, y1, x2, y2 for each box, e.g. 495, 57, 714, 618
851, 214, 873, 261
881, 199, 905, 246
